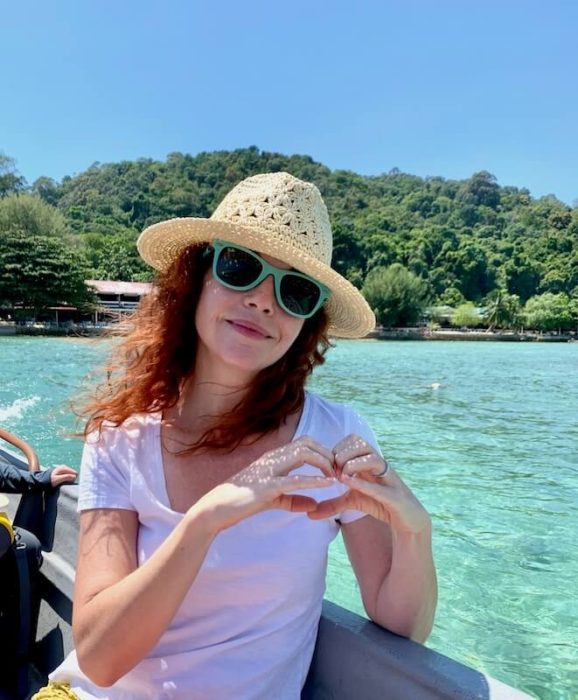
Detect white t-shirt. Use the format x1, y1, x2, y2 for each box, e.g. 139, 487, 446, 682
51, 392, 379, 699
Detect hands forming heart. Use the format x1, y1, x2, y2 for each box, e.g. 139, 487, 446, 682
307, 434, 431, 536
197, 435, 430, 536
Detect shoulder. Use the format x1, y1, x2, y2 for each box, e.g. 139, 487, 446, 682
87, 412, 160, 449
83, 412, 160, 471
78, 414, 160, 511
304, 391, 380, 451
305, 391, 366, 433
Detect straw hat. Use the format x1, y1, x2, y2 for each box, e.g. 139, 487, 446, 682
137, 172, 375, 338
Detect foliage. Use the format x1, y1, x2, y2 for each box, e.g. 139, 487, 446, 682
523, 293, 575, 332
0, 154, 26, 198
2, 147, 578, 324
484, 291, 522, 330
0, 193, 69, 239
451, 303, 483, 328
439, 286, 466, 307
362, 264, 430, 327
31, 176, 61, 206
0, 190, 94, 312
81, 231, 151, 281
0, 229, 95, 312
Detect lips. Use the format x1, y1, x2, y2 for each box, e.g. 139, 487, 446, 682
226, 318, 272, 339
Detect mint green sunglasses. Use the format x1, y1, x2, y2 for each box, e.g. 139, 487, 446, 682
209, 240, 330, 319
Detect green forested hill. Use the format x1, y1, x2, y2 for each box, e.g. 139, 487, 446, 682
1, 147, 577, 323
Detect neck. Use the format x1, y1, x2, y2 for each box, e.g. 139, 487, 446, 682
168, 345, 256, 432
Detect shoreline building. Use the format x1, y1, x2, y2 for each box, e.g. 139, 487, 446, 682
0, 280, 152, 328
86, 280, 152, 324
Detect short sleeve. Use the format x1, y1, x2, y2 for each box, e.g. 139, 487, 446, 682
339, 408, 383, 525
77, 427, 135, 512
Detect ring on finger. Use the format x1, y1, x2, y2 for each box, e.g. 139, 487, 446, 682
376, 459, 390, 478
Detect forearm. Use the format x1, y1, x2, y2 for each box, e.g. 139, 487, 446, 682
73, 505, 217, 686
371, 525, 437, 643
0, 463, 52, 493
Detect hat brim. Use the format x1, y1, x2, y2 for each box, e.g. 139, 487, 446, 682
137, 218, 376, 338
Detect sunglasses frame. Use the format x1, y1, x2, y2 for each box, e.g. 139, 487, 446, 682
209, 240, 330, 319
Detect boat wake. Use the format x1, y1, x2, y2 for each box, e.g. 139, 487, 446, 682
0, 396, 41, 423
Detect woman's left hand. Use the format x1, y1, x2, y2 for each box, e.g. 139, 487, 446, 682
308, 434, 431, 535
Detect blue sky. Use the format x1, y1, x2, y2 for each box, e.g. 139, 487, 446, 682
2, 0, 577, 204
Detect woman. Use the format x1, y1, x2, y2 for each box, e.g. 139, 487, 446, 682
38, 172, 436, 699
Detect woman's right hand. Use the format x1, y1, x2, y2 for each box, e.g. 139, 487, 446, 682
193, 436, 336, 533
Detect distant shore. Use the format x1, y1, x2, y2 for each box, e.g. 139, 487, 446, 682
1, 322, 576, 342
366, 328, 576, 342
0, 323, 104, 337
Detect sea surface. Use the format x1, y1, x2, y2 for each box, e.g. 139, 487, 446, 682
1, 336, 577, 699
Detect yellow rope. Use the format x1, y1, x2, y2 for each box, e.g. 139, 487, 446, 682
31, 681, 81, 699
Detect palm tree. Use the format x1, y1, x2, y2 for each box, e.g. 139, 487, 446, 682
484, 291, 521, 331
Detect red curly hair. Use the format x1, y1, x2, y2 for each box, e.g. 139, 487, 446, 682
81, 245, 331, 452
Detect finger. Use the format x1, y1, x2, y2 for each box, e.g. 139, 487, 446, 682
52, 474, 77, 487
342, 473, 395, 500
275, 475, 335, 493
290, 437, 334, 476
50, 468, 78, 486
341, 454, 388, 479
277, 494, 319, 513
265, 435, 332, 461
295, 436, 334, 464
278, 444, 334, 478
332, 433, 361, 454
332, 434, 375, 471
53, 465, 77, 476
307, 493, 351, 520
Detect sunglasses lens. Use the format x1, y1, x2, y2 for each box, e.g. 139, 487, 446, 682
213, 242, 325, 318
216, 246, 262, 288
280, 274, 322, 317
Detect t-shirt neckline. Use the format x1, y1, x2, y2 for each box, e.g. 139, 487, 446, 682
154, 391, 312, 514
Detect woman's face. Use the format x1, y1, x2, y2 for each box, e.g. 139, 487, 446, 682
194, 251, 305, 380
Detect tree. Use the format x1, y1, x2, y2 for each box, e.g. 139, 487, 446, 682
331, 218, 364, 282
523, 293, 574, 332
503, 254, 542, 301
484, 291, 521, 330
31, 176, 60, 206
439, 286, 466, 307
0, 154, 26, 198
451, 303, 482, 328
443, 242, 496, 301
569, 291, 578, 329
362, 264, 430, 327
460, 171, 500, 209
0, 193, 68, 239
0, 229, 95, 313
82, 231, 151, 281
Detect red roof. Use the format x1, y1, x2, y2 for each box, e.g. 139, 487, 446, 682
86, 280, 152, 296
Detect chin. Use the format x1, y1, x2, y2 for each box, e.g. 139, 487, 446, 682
219, 347, 277, 376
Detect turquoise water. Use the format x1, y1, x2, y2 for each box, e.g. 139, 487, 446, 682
1, 337, 577, 699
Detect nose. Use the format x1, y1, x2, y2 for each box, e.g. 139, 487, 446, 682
243, 274, 276, 315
